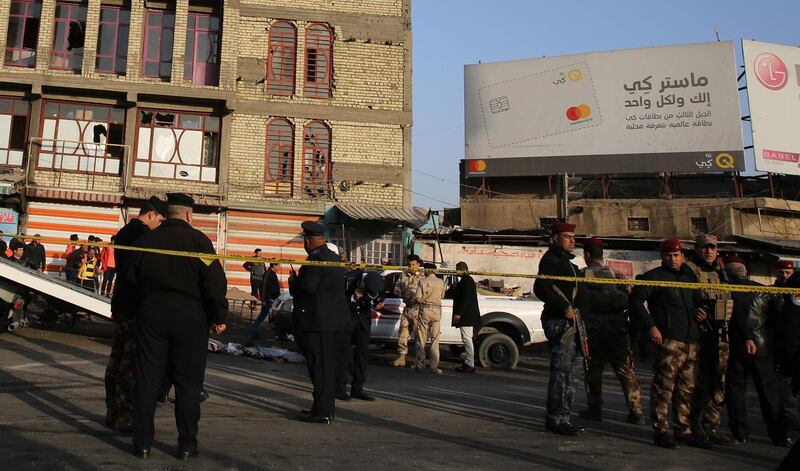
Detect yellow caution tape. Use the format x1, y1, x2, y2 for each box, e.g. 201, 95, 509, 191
6, 233, 800, 295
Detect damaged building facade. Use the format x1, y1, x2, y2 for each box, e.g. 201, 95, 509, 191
0, 0, 412, 289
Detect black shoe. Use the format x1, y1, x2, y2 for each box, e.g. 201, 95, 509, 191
299, 409, 334, 421
351, 391, 376, 401
179, 448, 199, 461
297, 413, 331, 424
200, 389, 209, 403
545, 420, 585, 436
676, 432, 713, 449
133, 447, 150, 459
336, 392, 351, 401
455, 365, 476, 373
653, 431, 677, 449
627, 412, 646, 425
705, 427, 732, 446
578, 408, 602, 422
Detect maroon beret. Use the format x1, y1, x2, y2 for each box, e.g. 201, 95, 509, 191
660, 237, 682, 253
723, 255, 746, 265
583, 237, 604, 248
777, 260, 795, 269
551, 221, 576, 234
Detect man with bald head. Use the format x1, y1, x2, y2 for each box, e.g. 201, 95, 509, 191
290, 221, 350, 424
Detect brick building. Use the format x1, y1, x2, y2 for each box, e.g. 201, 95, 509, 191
0, 0, 412, 289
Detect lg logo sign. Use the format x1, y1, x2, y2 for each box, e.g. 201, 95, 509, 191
754, 52, 791, 91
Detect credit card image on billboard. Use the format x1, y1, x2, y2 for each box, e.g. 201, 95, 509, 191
478, 62, 601, 149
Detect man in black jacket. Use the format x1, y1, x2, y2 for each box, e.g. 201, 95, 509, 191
778, 271, 800, 470
103, 196, 167, 434
723, 256, 788, 446
129, 193, 227, 460
23, 235, 46, 272
629, 237, 710, 449
337, 271, 383, 401
533, 221, 585, 436
577, 238, 644, 425
290, 221, 350, 424
248, 263, 281, 340
451, 261, 481, 373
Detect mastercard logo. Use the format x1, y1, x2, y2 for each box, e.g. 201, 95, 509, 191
467, 160, 487, 172
566, 104, 592, 121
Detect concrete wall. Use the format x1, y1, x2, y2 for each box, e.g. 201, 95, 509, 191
461, 197, 800, 241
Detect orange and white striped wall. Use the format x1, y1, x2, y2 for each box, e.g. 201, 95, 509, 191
23, 200, 318, 291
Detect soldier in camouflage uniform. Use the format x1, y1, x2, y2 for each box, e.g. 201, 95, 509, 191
391, 255, 423, 367
577, 238, 645, 425
104, 197, 167, 433
685, 234, 734, 446
629, 237, 711, 449
414, 263, 445, 374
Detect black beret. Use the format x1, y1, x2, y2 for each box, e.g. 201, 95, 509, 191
148, 196, 169, 218
166, 193, 194, 208
301, 221, 325, 237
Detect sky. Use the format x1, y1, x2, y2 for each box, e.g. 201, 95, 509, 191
410, 0, 800, 209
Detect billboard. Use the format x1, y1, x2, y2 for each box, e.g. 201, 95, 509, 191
742, 40, 800, 176
465, 41, 744, 177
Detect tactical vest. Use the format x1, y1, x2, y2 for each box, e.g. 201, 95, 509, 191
78, 257, 98, 281
583, 265, 629, 321
685, 260, 733, 323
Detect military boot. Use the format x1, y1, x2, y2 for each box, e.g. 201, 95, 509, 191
705, 427, 732, 446
392, 354, 406, 367
578, 407, 602, 422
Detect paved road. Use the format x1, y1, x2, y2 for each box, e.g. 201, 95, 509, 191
0, 315, 791, 470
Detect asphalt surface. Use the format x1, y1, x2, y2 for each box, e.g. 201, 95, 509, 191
0, 311, 792, 470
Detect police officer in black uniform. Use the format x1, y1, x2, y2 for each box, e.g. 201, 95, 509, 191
337, 271, 384, 401
129, 193, 228, 460
290, 221, 350, 423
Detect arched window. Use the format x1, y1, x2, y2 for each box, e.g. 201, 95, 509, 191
264, 118, 294, 196
266, 21, 296, 95
304, 23, 332, 98
301, 121, 330, 198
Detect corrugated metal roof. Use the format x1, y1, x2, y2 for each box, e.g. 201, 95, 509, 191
335, 204, 430, 228
734, 235, 800, 253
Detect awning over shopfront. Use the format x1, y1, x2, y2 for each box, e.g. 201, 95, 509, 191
333, 204, 429, 228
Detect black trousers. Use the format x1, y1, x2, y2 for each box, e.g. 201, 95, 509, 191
585, 329, 642, 413
725, 346, 787, 442
303, 330, 345, 418
337, 326, 370, 395
134, 310, 208, 451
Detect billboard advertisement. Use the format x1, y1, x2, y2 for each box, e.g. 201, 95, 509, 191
464, 41, 744, 177
742, 40, 800, 176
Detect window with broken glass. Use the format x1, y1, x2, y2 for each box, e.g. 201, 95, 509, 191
134, 109, 219, 182
37, 101, 126, 174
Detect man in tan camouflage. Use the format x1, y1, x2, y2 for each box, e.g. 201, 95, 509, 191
392, 255, 423, 367
685, 234, 733, 445
414, 263, 445, 374
629, 237, 711, 449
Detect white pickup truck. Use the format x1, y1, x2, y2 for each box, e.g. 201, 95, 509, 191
269, 270, 545, 369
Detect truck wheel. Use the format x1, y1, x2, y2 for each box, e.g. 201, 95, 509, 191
478, 333, 519, 369
39, 309, 59, 329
